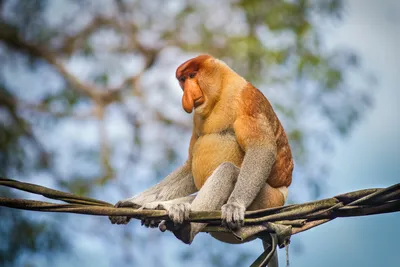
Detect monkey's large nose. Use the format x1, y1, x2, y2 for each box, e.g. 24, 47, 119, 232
193, 96, 204, 108
182, 94, 194, 113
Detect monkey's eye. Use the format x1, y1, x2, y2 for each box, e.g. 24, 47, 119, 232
189, 72, 196, 79
179, 76, 186, 82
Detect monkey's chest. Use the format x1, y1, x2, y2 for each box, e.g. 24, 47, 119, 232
191, 133, 244, 190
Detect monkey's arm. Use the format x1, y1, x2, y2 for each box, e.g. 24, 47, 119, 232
118, 162, 197, 206
117, 130, 198, 207
222, 115, 277, 229
110, 132, 199, 225
109, 163, 197, 225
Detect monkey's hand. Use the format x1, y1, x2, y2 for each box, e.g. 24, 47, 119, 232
221, 201, 245, 230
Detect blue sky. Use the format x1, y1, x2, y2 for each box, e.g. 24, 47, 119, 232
285, 1, 400, 266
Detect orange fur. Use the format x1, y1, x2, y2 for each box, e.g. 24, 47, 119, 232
191, 133, 244, 189
237, 84, 293, 188
176, 55, 293, 210
182, 79, 204, 113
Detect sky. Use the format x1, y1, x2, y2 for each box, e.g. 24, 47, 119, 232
285, 1, 400, 266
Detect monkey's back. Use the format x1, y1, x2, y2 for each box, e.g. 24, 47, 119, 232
239, 84, 294, 188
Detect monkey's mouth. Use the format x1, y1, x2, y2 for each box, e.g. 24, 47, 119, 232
194, 97, 205, 108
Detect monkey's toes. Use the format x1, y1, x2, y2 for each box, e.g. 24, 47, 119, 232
109, 215, 131, 224
142, 219, 161, 228
168, 203, 191, 225
109, 200, 132, 224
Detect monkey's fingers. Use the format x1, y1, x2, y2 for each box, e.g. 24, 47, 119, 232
232, 208, 245, 228
221, 202, 245, 230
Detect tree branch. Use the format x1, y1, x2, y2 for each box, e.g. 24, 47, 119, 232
0, 177, 398, 234
0, 20, 120, 104
1, 177, 398, 267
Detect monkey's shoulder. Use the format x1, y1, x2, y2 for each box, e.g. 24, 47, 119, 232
239, 83, 290, 143
239, 83, 277, 120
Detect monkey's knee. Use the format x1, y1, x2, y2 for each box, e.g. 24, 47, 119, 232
176, 162, 240, 243
218, 162, 240, 174
191, 162, 239, 210
207, 162, 240, 184
248, 184, 286, 211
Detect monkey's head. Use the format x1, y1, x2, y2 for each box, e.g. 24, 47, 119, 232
176, 54, 225, 115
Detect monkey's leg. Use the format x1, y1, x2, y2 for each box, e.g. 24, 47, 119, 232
175, 162, 240, 244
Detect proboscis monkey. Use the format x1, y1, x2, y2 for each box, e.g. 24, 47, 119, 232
110, 55, 293, 263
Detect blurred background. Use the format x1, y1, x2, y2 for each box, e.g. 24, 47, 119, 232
0, 0, 399, 266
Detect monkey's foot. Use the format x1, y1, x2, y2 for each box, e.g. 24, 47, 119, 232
138, 202, 164, 228
109, 200, 132, 224
163, 202, 191, 225
139, 201, 191, 228
141, 201, 191, 225
141, 218, 161, 228
109, 198, 144, 224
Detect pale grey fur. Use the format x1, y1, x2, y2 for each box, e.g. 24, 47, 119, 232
223, 146, 277, 229
110, 143, 277, 242
143, 195, 196, 225
138, 163, 242, 240
186, 162, 240, 242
